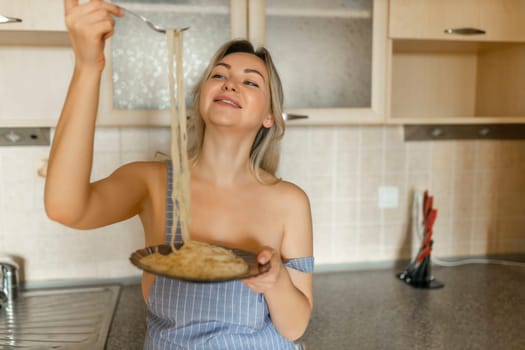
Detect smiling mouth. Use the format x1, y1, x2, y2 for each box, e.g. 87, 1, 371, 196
213, 98, 242, 108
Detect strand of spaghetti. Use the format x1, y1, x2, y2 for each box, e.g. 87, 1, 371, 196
174, 29, 191, 245
166, 29, 178, 251
167, 29, 191, 251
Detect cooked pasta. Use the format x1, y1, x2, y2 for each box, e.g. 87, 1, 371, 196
167, 29, 191, 248
141, 240, 249, 280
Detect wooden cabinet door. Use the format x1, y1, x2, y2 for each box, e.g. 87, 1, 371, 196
247, 0, 388, 124
479, 0, 525, 42
99, 0, 247, 126
389, 0, 482, 40
390, 0, 525, 42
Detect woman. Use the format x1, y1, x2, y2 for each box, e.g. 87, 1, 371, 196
45, 1, 314, 348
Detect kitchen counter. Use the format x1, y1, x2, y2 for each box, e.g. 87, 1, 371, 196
106, 262, 525, 349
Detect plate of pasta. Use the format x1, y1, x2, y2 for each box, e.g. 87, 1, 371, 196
130, 240, 264, 282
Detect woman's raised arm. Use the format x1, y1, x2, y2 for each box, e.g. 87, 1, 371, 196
45, 0, 146, 229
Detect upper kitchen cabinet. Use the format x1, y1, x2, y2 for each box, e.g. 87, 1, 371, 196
388, 0, 525, 124
246, 0, 388, 125
98, 0, 247, 126
0, 0, 72, 127
389, 0, 525, 42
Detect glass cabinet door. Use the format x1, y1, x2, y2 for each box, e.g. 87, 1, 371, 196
110, 0, 239, 111
251, 0, 387, 123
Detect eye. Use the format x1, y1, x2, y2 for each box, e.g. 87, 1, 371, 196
244, 80, 259, 88
211, 73, 225, 80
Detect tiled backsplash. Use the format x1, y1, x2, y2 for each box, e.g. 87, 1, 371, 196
0, 126, 524, 282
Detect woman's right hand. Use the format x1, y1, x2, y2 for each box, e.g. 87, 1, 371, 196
64, 0, 123, 71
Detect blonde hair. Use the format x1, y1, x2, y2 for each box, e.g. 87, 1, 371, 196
188, 39, 285, 184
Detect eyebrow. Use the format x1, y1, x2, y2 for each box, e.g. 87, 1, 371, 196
215, 62, 266, 81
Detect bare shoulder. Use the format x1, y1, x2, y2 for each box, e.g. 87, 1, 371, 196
272, 179, 310, 205
259, 170, 309, 202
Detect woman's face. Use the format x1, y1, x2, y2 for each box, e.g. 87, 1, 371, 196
199, 52, 274, 131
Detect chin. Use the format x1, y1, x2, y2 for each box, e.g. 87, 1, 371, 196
207, 114, 239, 127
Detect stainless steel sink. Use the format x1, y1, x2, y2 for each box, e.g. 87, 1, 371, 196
0, 285, 120, 349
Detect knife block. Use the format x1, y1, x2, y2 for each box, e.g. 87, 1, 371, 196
397, 247, 444, 289
398, 189, 444, 289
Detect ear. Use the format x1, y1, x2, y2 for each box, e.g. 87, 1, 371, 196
262, 113, 274, 129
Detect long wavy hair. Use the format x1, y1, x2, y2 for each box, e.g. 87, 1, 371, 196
188, 39, 285, 184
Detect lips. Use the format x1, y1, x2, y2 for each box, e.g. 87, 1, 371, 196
213, 95, 242, 108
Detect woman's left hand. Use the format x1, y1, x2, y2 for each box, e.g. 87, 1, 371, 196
242, 246, 285, 293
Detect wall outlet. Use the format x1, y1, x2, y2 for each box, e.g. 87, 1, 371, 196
378, 186, 399, 208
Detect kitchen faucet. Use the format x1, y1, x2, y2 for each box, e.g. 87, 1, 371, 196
0, 260, 19, 307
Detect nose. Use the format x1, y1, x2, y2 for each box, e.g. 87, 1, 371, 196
221, 79, 238, 92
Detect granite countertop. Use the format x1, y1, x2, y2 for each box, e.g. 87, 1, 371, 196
106, 284, 147, 350
106, 262, 525, 349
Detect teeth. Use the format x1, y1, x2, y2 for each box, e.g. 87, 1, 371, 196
217, 99, 239, 107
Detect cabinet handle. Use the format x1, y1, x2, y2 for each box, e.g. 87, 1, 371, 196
282, 113, 309, 121
0, 15, 22, 24
444, 27, 486, 36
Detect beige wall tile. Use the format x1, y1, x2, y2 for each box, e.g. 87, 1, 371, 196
450, 242, 472, 256
335, 127, 360, 151
313, 225, 334, 263
360, 126, 384, 150
498, 194, 523, 219
360, 149, 383, 175
383, 223, 409, 249
359, 174, 382, 199
331, 226, 359, 262
407, 149, 431, 173
453, 170, 476, 197
498, 218, 525, 239
454, 141, 476, 170
358, 224, 382, 246
473, 194, 498, 219
384, 126, 405, 150
336, 175, 359, 199
431, 169, 453, 196
334, 200, 359, 226
498, 169, 525, 193
311, 199, 333, 228
407, 173, 430, 191
452, 192, 475, 219
477, 141, 501, 169
475, 170, 500, 194
431, 141, 455, 170
470, 241, 491, 256
359, 200, 382, 225
383, 173, 406, 191
499, 141, 523, 169
335, 151, 359, 176
383, 204, 409, 225
472, 218, 498, 242
385, 150, 406, 174
451, 219, 473, 243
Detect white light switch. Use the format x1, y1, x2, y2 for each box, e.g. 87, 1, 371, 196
378, 186, 399, 208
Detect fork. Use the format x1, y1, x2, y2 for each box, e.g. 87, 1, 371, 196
119, 6, 189, 34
